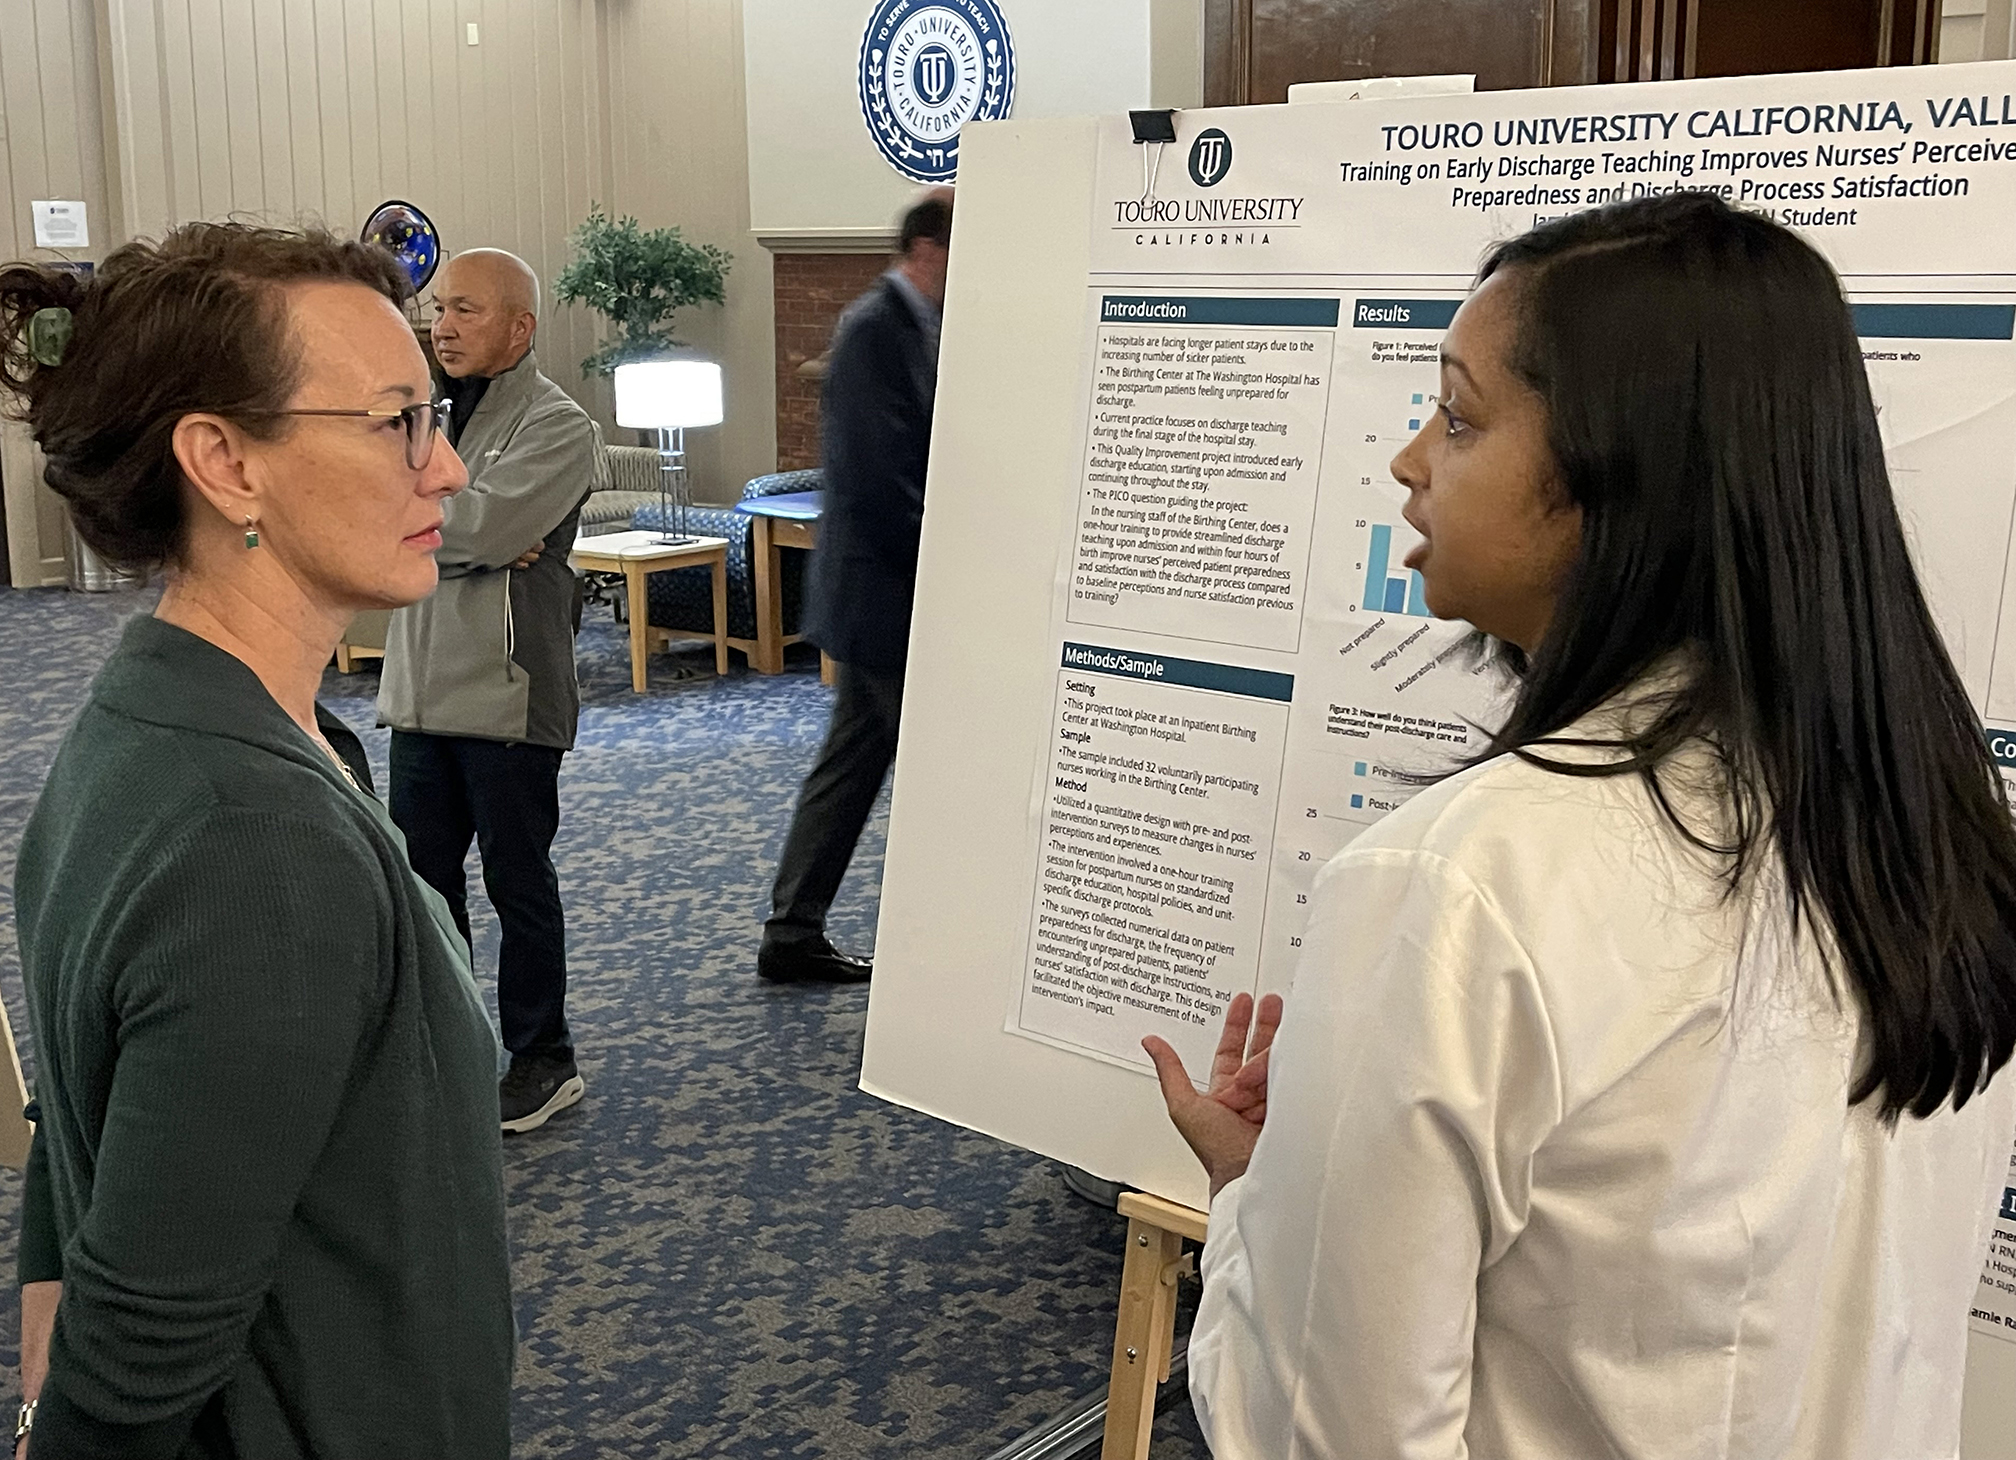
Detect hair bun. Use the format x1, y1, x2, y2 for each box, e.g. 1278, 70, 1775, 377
0, 262, 89, 398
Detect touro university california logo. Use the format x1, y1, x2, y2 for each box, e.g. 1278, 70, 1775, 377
1188, 127, 1233, 187
858, 0, 1017, 184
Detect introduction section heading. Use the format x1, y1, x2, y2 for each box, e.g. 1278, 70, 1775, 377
1100, 296, 1341, 328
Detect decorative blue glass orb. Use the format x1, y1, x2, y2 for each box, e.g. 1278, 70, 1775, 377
361, 201, 441, 293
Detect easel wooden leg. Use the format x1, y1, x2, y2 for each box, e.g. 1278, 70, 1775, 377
1101, 1214, 1185, 1460
625, 565, 650, 692
334, 643, 356, 673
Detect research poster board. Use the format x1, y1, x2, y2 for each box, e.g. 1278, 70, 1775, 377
858, 61, 2016, 1449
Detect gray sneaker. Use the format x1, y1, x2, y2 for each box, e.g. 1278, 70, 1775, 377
500, 1056, 584, 1134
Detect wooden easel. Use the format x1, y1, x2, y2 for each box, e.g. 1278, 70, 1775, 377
1100, 1191, 1208, 1459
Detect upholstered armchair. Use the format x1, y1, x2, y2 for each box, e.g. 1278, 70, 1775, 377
631, 468, 820, 667
580, 444, 670, 537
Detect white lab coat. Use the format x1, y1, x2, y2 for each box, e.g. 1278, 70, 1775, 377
1190, 718, 2015, 1460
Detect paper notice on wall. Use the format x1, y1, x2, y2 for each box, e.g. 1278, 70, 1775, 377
31, 200, 88, 250
1972, 1124, 2016, 1344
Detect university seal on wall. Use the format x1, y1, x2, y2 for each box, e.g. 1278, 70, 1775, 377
858, 0, 1017, 184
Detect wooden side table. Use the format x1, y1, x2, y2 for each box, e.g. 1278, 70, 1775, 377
334, 608, 390, 673
568, 530, 730, 691
735, 491, 824, 675
333, 641, 383, 674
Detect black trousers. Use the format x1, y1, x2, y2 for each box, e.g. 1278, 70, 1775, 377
390, 731, 572, 1062
766, 662, 904, 947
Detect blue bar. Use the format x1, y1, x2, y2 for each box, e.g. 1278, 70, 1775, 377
1353, 298, 1462, 330
1852, 303, 2016, 340
1383, 577, 1407, 613
1060, 642, 1294, 702
1363, 525, 1391, 611
1100, 295, 1340, 327
1406, 571, 1428, 617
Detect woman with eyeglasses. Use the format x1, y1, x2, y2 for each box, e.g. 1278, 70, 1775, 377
1, 223, 511, 1458
1149, 193, 2016, 1458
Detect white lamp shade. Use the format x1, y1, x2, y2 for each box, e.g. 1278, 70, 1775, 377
614, 360, 724, 429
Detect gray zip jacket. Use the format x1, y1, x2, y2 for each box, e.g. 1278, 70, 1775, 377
378, 350, 607, 749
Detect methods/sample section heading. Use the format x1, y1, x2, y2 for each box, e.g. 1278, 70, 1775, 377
1061, 642, 1293, 702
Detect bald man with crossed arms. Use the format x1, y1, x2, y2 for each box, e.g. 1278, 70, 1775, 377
379, 249, 608, 1134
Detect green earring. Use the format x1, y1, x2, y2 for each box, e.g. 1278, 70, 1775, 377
244, 517, 260, 549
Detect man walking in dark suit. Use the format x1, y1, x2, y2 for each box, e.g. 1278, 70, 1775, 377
758, 191, 953, 985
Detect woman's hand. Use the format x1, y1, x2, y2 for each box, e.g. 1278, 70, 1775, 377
17, 1278, 59, 1458
1143, 991, 1283, 1199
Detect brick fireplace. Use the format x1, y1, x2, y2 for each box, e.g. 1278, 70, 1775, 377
770, 249, 894, 471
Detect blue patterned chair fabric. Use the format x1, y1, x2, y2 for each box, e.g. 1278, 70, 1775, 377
632, 469, 820, 647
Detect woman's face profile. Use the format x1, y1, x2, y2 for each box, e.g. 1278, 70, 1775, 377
1389, 269, 1582, 654
240, 282, 469, 612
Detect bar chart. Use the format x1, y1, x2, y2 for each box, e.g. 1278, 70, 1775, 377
1851, 294, 2016, 725
1360, 523, 1431, 617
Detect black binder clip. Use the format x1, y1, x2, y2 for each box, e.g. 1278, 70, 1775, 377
1130, 110, 1178, 203
1129, 110, 1177, 144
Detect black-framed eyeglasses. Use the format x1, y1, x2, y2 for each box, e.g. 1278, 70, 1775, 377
239, 399, 452, 470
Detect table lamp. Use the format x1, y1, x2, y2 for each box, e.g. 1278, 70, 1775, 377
614, 360, 724, 546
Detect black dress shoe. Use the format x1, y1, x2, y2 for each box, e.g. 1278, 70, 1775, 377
758, 937, 873, 984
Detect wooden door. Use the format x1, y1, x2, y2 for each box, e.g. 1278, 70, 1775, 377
1603, 0, 1940, 81
1205, 0, 1941, 105
1206, 0, 1604, 104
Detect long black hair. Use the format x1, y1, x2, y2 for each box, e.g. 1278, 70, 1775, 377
1477, 191, 2016, 1120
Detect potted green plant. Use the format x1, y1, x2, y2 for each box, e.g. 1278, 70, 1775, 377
554, 205, 732, 376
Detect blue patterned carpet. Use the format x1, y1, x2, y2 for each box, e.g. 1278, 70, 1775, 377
0, 586, 1205, 1458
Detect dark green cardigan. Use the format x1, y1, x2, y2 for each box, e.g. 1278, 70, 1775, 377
15, 616, 512, 1459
